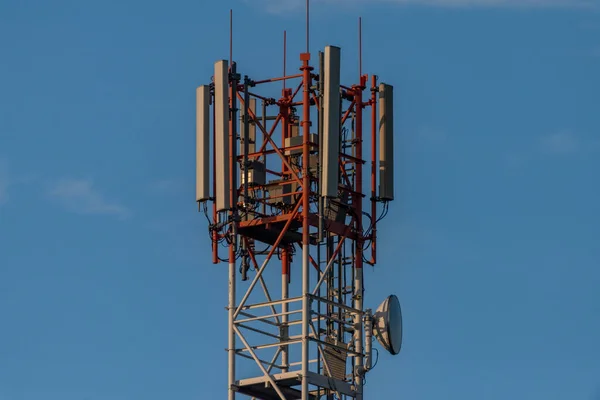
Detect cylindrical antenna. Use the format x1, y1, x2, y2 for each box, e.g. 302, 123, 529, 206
229, 9, 233, 65
306, 0, 310, 53
359, 17, 363, 79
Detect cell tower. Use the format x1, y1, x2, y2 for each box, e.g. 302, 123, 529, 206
196, 8, 401, 400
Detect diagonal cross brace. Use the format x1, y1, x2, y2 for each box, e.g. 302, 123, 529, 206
236, 92, 304, 189
234, 198, 302, 319
234, 325, 288, 400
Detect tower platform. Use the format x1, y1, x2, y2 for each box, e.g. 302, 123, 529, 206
232, 370, 356, 400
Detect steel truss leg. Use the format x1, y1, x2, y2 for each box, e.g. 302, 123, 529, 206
229, 259, 236, 400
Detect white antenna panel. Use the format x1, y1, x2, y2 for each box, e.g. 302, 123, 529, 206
378, 83, 394, 201
214, 60, 231, 211
196, 85, 211, 202
321, 45, 341, 198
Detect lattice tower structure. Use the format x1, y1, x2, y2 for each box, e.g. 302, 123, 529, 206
196, 43, 395, 400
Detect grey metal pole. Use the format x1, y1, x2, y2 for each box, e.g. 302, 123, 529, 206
354, 268, 364, 400
301, 244, 310, 400
228, 56, 238, 400
301, 50, 312, 400
318, 50, 324, 243
228, 258, 236, 400
364, 309, 373, 371
243, 76, 250, 206
281, 248, 289, 372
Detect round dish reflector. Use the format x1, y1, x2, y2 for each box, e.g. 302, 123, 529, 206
374, 294, 403, 355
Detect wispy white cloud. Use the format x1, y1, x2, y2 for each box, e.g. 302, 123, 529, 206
46, 178, 131, 219
539, 131, 580, 155
504, 131, 594, 168
378, 0, 597, 7
0, 159, 8, 206
250, 0, 598, 12
147, 178, 185, 195
248, 0, 305, 13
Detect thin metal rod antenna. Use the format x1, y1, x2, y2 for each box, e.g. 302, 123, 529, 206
359, 16, 363, 78
283, 30, 287, 90
306, 0, 309, 53
229, 9, 233, 66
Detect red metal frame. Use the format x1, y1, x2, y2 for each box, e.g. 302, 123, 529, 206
207, 44, 381, 280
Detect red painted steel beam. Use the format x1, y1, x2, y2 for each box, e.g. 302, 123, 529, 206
236, 93, 304, 190
253, 73, 303, 85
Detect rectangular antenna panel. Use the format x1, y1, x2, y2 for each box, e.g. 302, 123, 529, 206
214, 60, 230, 211
240, 98, 256, 155
378, 83, 394, 201
284, 134, 318, 155
322, 45, 341, 198
196, 85, 210, 202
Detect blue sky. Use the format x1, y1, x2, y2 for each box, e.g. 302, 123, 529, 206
1, 0, 599, 399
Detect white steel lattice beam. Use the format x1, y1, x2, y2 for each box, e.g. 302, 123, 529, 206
233, 325, 289, 400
